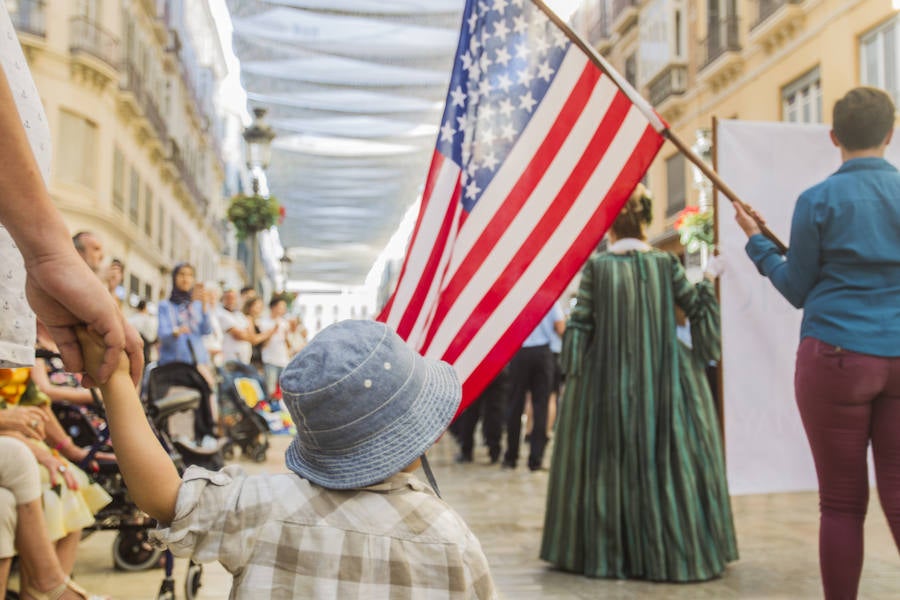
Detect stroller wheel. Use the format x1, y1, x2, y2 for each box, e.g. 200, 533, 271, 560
184, 562, 203, 600
112, 529, 163, 571
251, 444, 267, 463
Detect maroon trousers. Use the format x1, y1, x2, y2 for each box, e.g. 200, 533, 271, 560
795, 337, 900, 600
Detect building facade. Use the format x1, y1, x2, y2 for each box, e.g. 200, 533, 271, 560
7, 0, 237, 303
572, 0, 899, 252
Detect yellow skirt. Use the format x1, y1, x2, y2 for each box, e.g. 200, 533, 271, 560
38, 455, 111, 541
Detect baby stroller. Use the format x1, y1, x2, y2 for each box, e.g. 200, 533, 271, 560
217, 361, 270, 462
144, 361, 226, 472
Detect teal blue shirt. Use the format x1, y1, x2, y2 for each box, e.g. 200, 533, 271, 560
745, 157, 900, 357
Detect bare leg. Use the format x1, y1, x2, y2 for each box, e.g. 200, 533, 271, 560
15, 499, 83, 600
0, 556, 11, 596
55, 531, 81, 576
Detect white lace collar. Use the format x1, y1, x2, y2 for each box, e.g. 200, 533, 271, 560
608, 238, 652, 254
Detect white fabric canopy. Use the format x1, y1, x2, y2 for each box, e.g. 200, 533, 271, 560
226, 0, 464, 285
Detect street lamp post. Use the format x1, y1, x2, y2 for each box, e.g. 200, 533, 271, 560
242, 107, 276, 290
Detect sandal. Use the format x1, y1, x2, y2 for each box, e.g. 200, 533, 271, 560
23, 577, 110, 600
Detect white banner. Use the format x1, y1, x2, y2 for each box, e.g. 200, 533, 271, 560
716, 119, 900, 495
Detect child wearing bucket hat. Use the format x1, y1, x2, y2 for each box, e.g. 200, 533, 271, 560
77, 320, 497, 599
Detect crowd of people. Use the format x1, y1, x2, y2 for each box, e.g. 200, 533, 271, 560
0, 1, 898, 596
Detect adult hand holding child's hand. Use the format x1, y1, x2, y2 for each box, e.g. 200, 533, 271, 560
75, 327, 130, 383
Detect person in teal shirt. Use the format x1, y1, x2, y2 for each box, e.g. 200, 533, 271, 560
735, 86, 900, 600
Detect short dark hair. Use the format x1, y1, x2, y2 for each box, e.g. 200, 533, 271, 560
72, 230, 93, 251
832, 87, 895, 151
269, 296, 287, 309
240, 286, 255, 295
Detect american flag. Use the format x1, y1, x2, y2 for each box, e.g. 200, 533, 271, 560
379, 0, 667, 413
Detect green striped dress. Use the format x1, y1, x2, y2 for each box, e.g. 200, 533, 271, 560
540, 248, 738, 582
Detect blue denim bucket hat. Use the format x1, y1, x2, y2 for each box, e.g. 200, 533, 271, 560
280, 319, 461, 489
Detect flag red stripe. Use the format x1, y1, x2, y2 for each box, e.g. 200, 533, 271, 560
437, 90, 636, 366
395, 181, 461, 339
457, 124, 665, 411
379, 150, 459, 337
377, 150, 449, 325
417, 61, 601, 355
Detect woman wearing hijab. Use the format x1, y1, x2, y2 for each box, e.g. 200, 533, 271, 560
157, 263, 213, 367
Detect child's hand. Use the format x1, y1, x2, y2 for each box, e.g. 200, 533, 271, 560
75, 327, 129, 382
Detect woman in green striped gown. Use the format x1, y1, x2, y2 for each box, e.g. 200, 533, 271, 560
540, 186, 738, 582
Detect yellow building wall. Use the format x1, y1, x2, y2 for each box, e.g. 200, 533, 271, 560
637, 0, 898, 246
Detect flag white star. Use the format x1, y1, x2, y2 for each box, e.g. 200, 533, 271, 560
513, 15, 528, 34
519, 91, 537, 112
467, 11, 478, 30
469, 34, 482, 55
479, 103, 496, 122
494, 46, 512, 67
465, 178, 482, 199
516, 65, 535, 87
482, 151, 499, 171
469, 61, 482, 81
461, 52, 473, 71
450, 85, 467, 107
478, 76, 492, 97
440, 120, 456, 142
537, 61, 555, 82
500, 121, 516, 141
493, 19, 510, 42
478, 1, 489, 13
480, 127, 497, 146
498, 98, 515, 117
457, 113, 469, 132
496, 73, 513, 92
491, 0, 508, 13
479, 52, 491, 73
534, 35, 550, 57
515, 42, 531, 61
552, 28, 569, 50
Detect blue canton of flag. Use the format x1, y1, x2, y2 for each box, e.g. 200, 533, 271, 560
438, 0, 570, 212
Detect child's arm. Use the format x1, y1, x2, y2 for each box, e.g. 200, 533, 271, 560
76, 328, 181, 524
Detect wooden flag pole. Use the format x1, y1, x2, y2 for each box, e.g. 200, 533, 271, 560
663, 130, 788, 253
532, 0, 789, 254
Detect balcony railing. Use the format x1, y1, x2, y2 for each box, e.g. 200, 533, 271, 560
119, 61, 168, 143
754, 0, 803, 29
8, 0, 46, 37
699, 16, 741, 69
648, 64, 688, 106
69, 16, 119, 69
168, 140, 209, 215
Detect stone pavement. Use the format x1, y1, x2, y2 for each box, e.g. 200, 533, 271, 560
39, 435, 900, 599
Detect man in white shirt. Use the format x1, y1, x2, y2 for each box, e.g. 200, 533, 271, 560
216, 288, 253, 365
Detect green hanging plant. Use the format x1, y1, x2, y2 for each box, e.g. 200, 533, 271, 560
674, 206, 714, 253
227, 194, 281, 240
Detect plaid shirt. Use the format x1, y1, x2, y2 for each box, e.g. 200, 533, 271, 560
153, 465, 497, 599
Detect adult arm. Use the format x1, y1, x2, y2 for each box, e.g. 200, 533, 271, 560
0, 67, 142, 385
76, 328, 180, 524
736, 200, 821, 308
30, 357, 96, 405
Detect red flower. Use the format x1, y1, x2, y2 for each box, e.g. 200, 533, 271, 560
673, 205, 700, 230
278, 204, 287, 225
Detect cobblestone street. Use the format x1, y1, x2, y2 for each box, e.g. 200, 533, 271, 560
45, 435, 900, 599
